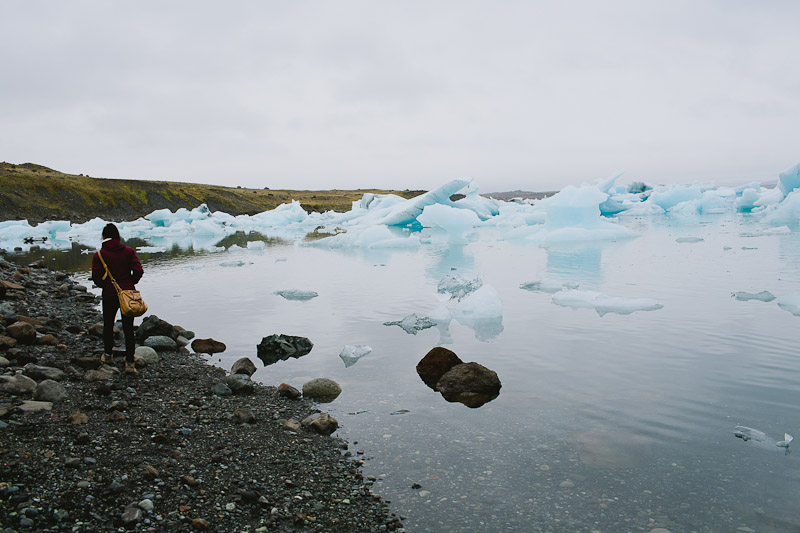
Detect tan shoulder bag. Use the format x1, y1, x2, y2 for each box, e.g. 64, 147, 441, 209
97, 251, 148, 317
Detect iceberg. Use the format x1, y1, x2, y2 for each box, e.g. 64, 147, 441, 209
274, 289, 318, 301
647, 185, 704, 211
383, 313, 437, 335
776, 293, 800, 316
338, 344, 373, 368
452, 285, 504, 341
310, 226, 421, 250
761, 189, 800, 227
373, 179, 471, 226
777, 163, 800, 196
417, 204, 481, 242
552, 289, 664, 316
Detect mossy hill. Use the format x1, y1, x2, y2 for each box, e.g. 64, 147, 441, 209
0, 162, 425, 224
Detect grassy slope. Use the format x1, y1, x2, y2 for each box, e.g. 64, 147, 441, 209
0, 162, 425, 224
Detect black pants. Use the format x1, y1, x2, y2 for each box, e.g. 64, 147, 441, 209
103, 296, 135, 362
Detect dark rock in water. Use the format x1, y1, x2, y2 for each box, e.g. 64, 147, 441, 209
230, 357, 256, 376
6, 321, 37, 344
302, 378, 342, 402
256, 334, 313, 366
278, 383, 301, 400
436, 362, 501, 408
416, 347, 463, 389
135, 315, 178, 342
232, 408, 256, 424
222, 374, 254, 395
191, 338, 226, 354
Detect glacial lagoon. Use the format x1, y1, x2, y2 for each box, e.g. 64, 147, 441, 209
3, 177, 800, 532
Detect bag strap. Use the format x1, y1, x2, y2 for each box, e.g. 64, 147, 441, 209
97, 251, 123, 294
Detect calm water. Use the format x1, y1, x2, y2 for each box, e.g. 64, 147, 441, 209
11, 214, 800, 532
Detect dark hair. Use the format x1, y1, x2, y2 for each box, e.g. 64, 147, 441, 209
102, 223, 121, 240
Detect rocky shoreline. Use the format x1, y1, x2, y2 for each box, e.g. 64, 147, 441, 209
0, 257, 404, 532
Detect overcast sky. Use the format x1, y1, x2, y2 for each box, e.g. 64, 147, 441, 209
2, 1, 798, 192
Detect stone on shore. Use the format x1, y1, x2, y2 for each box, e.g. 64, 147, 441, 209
134, 346, 160, 366
231, 357, 257, 376
0, 335, 17, 350
24, 363, 66, 381
211, 383, 233, 396
0, 355, 9, 367
416, 346, 463, 389
6, 321, 37, 344
256, 334, 313, 366
34, 379, 68, 402
135, 315, 179, 342
84, 366, 118, 382
144, 335, 178, 351
191, 338, 226, 354
302, 378, 342, 402
18, 400, 54, 412
278, 383, 301, 400
222, 374, 254, 395
37, 333, 59, 346
436, 362, 502, 408
0, 374, 37, 395
302, 412, 339, 435
232, 408, 256, 424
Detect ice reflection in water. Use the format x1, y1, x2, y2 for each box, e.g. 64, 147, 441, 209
9, 216, 800, 532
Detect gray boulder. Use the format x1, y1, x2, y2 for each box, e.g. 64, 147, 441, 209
34, 379, 68, 402
211, 383, 232, 396
144, 335, 178, 351
134, 346, 160, 365
232, 408, 256, 424
256, 334, 313, 366
135, 315, 178, 342
6, 321, 36, 344
436, 362, 502, 408
24, 363, 65, 381
230, 357, 257, 377
84, 366, 118, 382
302, 378, 342, 402
222, 374, 254, 395
0, 374, 37, 395
0, 355, 9, 367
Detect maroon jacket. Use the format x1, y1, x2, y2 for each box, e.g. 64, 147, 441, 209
91, 238, 144, 300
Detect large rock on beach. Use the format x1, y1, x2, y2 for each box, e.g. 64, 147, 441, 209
416, 346, 463, 389
84, 366, 118, 382
34, 379, 68, 402
278, 383, 301, 400
436, 362, 502, 408
222, 374, 254, 395
257, 334, 313, 366
134, 346, 160, 365
0, 374, 37, 395
231, 357, 257, 376
6, 321, 37, 344
24, 363, 65, 381
144, 335, 178, 351
302, 412, 339, 435
0, 335, 17, 350
302, 378, 342, 402
191, 338, 226, 354
135, 315, 179, 342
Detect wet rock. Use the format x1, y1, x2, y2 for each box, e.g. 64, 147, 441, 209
283, 419, 302, 432
0, 374, 37, 395
0, 355, 7, 367
175, 326, 195, 340
175, 335, 190, 347
84, 366, 117, 381
0, 335, 18, 350
142, 465, 159, 480
106, 411, 126, 421
17, 400, 53, 412
436, 362, 501, 408
303, 412, 338, 435
71, 356, 101, 370
211, 383, 233, 397
34, 379, 68, 402
256, 334, 313, 366
68, 412, 89, 424
192, 518, 211, 530
6, 321, 37, 344
24, 363, 65, 381
191, 338, 226, 354
302, 378, 342, 402
36, 334, 59, 346
75, 433, 92, 445
278, 383, 301, 400
416, 347, 463, 389
232, 408, 256, 424
230, 357, 256, 376
87, 322, 105, 338
144, 335, 178, 351
222, 374, 254, 394
133, 346, 159, 366
135, 315, 178, 342
121, 505, 143, 527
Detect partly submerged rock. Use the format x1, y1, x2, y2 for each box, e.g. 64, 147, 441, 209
230, 357, 257, 377
278, 383, 301, 400
436, 362, 501, 408
416, 347, 463, 389
302, 378, 342, 402
191, 338, 226, 354
256, 334, 313, 366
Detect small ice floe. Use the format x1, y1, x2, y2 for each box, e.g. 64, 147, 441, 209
731, 290, 776, 302
552, 290, 663, 316
274, 289, 318, 301
220, 260, 246, 267
734, 425, 767, 442
776, 433, 794, 448
137, 246, 167, 253
438, 275, 482, 300
275, 257, 288, 262
383, 313, 437, 335
777, 293, 800, 317
739, 226, 792, 237
520, 280, 579, 294
339, 344, 372, 368
676, 237, 704, 243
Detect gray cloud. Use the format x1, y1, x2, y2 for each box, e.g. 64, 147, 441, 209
2, 0, 798, 192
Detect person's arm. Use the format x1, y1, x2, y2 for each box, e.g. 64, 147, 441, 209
91, 253, 105, 288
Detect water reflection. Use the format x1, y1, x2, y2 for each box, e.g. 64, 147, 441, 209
544, 243, 605, 288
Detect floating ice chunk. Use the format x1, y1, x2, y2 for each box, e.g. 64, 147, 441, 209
648, 185, 704, 211
734, 425, 767, 442
220, 260, 246, 267
249, 201, 309, 226
732, 291, 776, 302
452, 285, 504, 340
452, 186, 502, 220
676, 237, 704, 243
418, 204, 480, 242
552, 289, 663, 316
247, 241, 266, 249
776, 293, 800, 316
274, 289, 318, 301
761, 189, 800, 226
375, 178, 471, 226
383, 314, 437, 335
777, 162, 800, 196
520, 280, 578, 293
594, 172, 623, 194
437, 275, 483, 300
615, 202, 665, 217
137, 246, 167, 253
339, 344, 373, 368
735, 188, 761, 212
739, 226, 792, 237
275, 257, 287, 262
777, 433, 794, 448
36, 220, 71, 237
311, 226, 421, 250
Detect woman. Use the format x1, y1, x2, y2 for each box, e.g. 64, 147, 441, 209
91, 223, 144, 373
